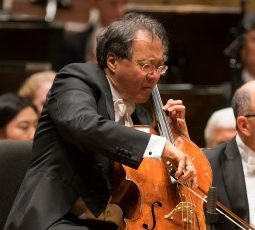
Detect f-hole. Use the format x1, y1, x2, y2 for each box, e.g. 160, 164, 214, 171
142, 201, 163, 230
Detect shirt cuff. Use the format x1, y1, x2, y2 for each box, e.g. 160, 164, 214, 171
143, 134, 166, 158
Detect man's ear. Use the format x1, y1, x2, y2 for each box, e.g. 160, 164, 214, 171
237, 116, 250, 136
106, 53, 117, 73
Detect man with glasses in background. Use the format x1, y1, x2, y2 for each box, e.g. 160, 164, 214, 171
4, 13, 196, 230
204, 80, 255, 229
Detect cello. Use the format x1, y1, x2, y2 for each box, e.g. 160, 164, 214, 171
112, 85, 255, 230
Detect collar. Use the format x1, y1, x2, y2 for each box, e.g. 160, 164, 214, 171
105, 75, 135, 111
236, 134, 255, 175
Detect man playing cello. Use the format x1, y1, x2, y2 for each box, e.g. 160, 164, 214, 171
4, 13, 196, 230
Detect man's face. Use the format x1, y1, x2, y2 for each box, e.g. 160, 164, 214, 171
107, 30, 165, 103
242, 29, 255, 76
237, 83, 255, 152
96, 0, 128, 26
246, 89, 255, 150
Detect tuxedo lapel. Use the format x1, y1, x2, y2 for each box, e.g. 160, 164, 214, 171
95, 66, 115, 121
221, 139, 249, 222
104, 91, 114, 121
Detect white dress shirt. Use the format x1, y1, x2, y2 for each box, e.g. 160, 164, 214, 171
236, 134, 255, 227
106, 76, 166, 159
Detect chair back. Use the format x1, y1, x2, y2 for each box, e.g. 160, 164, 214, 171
0, 140, 32, 230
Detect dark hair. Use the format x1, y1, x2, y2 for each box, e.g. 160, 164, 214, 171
96, 12, 169, 68
231, 86, 251, 118
0, 93, 38, 129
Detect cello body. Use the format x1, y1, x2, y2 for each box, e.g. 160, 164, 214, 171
112, 84, 255, 229
112, 126, 212, 230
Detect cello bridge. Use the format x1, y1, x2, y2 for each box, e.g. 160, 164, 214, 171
164, 202, 195, 225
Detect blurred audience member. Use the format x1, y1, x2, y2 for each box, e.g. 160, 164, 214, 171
62, 0, 129, 66
0, 93, 38, 140
204, 80, 255, 229
241, 12, 255, 82
18, 70, 55, 113
204, 107, 236, 147
224, 11, 255, 102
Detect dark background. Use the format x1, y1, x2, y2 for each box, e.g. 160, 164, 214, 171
0, 3, 242, 146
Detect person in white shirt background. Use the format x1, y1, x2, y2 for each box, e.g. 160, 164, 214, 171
204, 80, 255, 229
204, 107, 236, 148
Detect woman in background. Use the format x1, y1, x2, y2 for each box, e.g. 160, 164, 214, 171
18, 70, 55, 113
0, 93, 38, 140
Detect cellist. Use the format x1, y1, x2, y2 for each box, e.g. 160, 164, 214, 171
4, 12, 196, 230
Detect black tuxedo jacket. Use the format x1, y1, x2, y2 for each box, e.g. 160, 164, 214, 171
204, 137, 250, 230
4, 63, 152, 230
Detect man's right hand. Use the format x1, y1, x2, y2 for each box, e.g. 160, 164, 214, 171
161, 141, 197, 189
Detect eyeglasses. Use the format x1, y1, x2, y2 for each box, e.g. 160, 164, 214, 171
244, 114, 255, 118
136, 62, 168, 75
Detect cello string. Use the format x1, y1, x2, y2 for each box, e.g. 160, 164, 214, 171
186, 182, 196, 229
151, 86, 196, 229
176, 182, 185, 229
180, 182, 196, 230
151, 86, 174, 141
151, 87, 185, 228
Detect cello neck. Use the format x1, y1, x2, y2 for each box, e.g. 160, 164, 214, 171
150, 85, 174, 143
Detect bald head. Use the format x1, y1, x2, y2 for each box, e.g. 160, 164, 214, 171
232, 80, 255, 118
231, 80, 255, 151
239, 79, 255, 92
